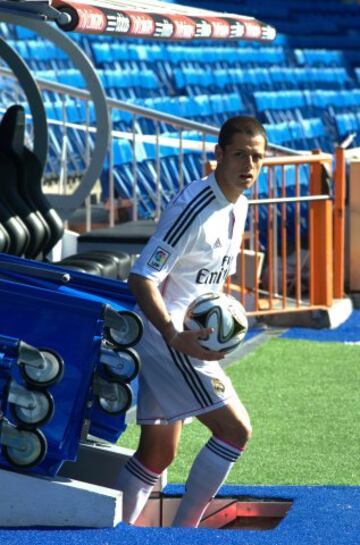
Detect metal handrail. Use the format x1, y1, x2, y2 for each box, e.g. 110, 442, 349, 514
0, 65, 304, 156
1, 63, 311, 226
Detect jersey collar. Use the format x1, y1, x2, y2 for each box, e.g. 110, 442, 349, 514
207, 171, 234, 208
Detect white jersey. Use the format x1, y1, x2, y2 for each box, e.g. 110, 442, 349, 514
131, 171, 248, 329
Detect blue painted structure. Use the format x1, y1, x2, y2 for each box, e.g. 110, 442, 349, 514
0, 276, 105, 476
281, 310, 360, 343
0, 256, 143, 474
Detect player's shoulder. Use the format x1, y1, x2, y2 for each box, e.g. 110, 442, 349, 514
170, 176, 214, 208
154, 176, 216, 246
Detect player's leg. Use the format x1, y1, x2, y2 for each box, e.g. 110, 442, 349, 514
136, 420, 183, 470
116, 421, 183, 524
199, 395, 252, 446
172, 398, 251, 528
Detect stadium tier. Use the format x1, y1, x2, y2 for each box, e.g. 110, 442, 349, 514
0, 0, 358, 217
2, 0, 360, 148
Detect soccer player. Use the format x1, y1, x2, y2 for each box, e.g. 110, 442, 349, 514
116, 116, 267, 527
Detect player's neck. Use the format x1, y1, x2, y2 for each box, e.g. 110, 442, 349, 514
214, 172, 243, 204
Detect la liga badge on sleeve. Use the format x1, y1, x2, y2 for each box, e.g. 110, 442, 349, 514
148, 246, 171, 271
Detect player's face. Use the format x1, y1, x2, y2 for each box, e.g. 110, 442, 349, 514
214, 132, 266, 202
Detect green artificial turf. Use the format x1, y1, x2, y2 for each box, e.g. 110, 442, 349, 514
118, 338, 360, 485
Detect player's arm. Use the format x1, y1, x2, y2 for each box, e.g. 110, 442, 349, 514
128, 273, 225, 361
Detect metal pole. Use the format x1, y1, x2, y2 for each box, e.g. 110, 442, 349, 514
132, 115, 138, 221
85, 100, 91, 231
155, 122, 161, 220
295, 164, 302, 306
179, 128, 184, 192
281, 165, 287, 308
108, 110, 115, 228
201, 132, 207, 177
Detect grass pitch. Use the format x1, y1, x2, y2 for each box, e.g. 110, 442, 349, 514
118, 338, 360, 485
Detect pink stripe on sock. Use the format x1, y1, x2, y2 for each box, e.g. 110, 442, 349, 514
214, 435, 245, 453
134, 456, 161, 476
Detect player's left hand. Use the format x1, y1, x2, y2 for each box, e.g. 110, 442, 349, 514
167, 328, 226, 361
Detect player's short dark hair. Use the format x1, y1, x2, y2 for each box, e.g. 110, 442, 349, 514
218, 115, 267, 150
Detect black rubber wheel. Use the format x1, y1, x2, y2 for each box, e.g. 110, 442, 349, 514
21, 348, 64, 388
102, 347, 140, 383
75, 252, 119, 279
71, 250, 131, 280
3, 428, 47, 468
54, 259, 103, 276
103, 311, 143, 348
96, 382, 132, 415
61, 254, 118, 279
11, 390, 54, 428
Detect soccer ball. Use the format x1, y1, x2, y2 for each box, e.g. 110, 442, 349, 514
183, 292, 248, 354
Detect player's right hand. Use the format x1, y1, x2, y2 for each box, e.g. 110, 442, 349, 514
167, 328, 226, 361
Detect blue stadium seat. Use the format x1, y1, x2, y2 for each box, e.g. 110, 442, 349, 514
307, 90, 360, 110
92, 43, 111, 66
268, 67, 349, 89
7, 40, 29, 60
15, 26, 37, 40
302, 118, 325, 139
111, 43, 131, 63
0, 22, 12, 39
246, 68, 272, 89
335, 113, 358, 138
228, 69, 246, 87
294, 48, 344, 67
355, 68, 360, 84
263, 122, 293, 146
34, 69, 58, 85
222, 93, 245, 114
193, 95, 213, 120
57, 69, 86, 89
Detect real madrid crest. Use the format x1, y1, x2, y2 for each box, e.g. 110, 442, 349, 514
212, 378, 225, 396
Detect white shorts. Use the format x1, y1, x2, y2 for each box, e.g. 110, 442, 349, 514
136, 318, 239, 425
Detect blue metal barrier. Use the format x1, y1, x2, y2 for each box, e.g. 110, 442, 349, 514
0, 277, 105, 476
0, 259, 143, 476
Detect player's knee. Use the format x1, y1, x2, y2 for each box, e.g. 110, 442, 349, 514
157, 443, 178, 469
136, 442, 178, 473
241, 421, 253, 444
215, 419, 252, 449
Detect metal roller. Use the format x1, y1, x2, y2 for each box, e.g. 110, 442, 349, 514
20, 348, 64, 388
9, 384, 54, 428
100, 343, 140, 383
103, 307, 143, 348
0, 419, 47, 468
93, 375, 132, 415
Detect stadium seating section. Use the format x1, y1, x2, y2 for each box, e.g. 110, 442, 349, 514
0, 0, 359, 218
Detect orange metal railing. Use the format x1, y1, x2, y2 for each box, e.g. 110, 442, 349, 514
208, 148, 346, 316
333, 147, 346, 299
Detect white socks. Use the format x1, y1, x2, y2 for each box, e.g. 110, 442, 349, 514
116, 438, 242, 527
116, 456, 160, 524
172, 436, 243, 528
